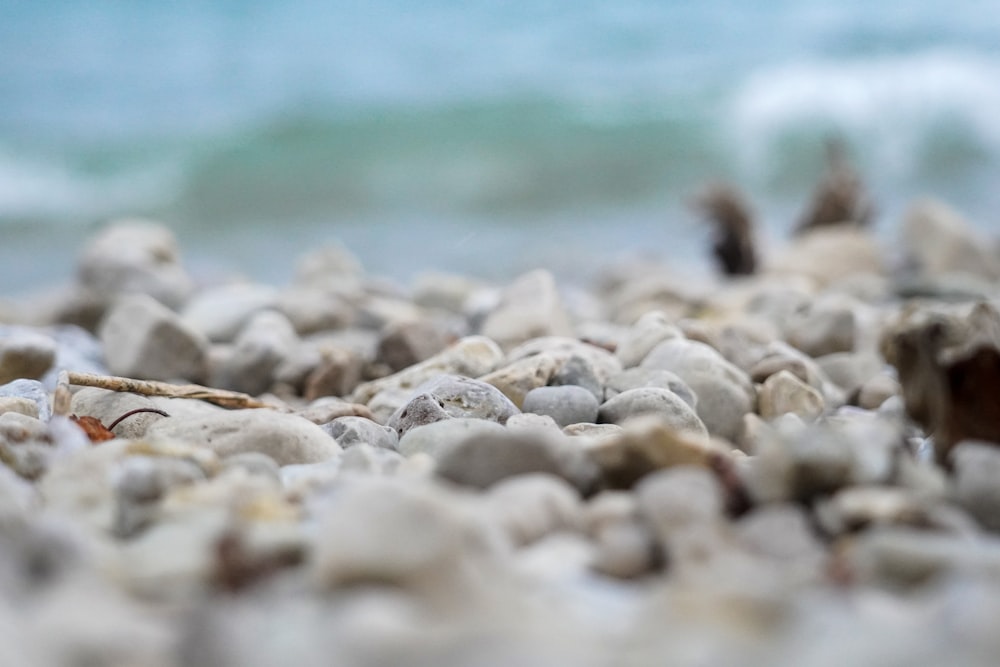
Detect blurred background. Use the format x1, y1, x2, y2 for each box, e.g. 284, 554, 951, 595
2, 0, 999, 292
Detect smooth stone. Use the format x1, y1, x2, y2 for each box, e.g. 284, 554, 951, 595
504, 412, 563, 435
397, 418, 507, 459
478, 353, 559, 408
375, 319, 451, 373
113, 455, 207, 537
77, 219, 195, 309
522, 385, 600, 428
99, 293, 208, 382
505, 336, 622, 385
640, 338, 755, 441
0, 379, 51, 421
902, 199, 1000, 280
757, 370, 825, 421
435, 429, 599, 493
146, 410, 341, 465
69, 387, 168, 440
180, 283, 279, 343
816, 352, 883, 395
547, 354, 604, 402
591, 518, 659, 579
605, 368, 696, 410
480, 269, 573, 350
635, 466, 724, 537
857, 373, 901, 410
312, 478, 482, 594
815, 486, 976, 537
953, 442, 1000, 533
276, 286, 356, 335
339, 444, 406, 475
213, 310, 298, 395
482, 473, 582, 546
356, 294, 426, 330
322, 416, 399, 450
767, 227, 883, 288
615, 311, 684, 369
0, 329, 56, 384
0, 397, 38, 419
219, 452, 282, 486
39, 324, 108, 389
598, 387, 707, 434
734, 504, 827, 576
563, 422, 623, 443
586, 415, 732, 489
387, 374, 519, 435
295, 397, 375, 424
351, 336, 504, 406
303, 347, 366, 400
412, 271, 487, 314
294, 242, 363, 284
785, 298, 857, 357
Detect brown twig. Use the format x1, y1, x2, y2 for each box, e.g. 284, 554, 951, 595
57, 371, 279, 413
106, 407, 171, 431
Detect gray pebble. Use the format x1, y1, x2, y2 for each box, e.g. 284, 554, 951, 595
323, 416, 399, 450
522, 385, 600, 428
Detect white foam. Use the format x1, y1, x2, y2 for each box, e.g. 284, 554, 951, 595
727, 50, 1000, 182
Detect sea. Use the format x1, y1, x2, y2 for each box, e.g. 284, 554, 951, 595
2, 0, 1000, 293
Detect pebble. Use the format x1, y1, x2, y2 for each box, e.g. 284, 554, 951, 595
180, 283, 279, 343
952, 442, 1000, 533
547, 353, 605, 402
322, 415, 399, 450
614, 310, 684, 369
0, 329, 56, 384
480, 269, 573, 350
99, 293, 209, 382
146, 409, 341, 465
375, 319, 451, 373
522, 385, 600, 427
757, 370, 825, 421
387, 374, 519, 434
483, 473, 582, 546
0, 379, 51, 421
212, 310, 298, 395
478, 353, 559, 408
604, 367, 696, 409
397, 417, 507, 459
597, 386, 707, 433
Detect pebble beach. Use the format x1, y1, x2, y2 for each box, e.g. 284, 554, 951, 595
3, 197, 1000, 665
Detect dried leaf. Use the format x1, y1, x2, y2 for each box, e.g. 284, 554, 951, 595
70, 415, 115, 443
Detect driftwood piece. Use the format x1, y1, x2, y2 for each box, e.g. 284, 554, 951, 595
795, 139, 874, 235
691, 183, 758, 276
881, 302, 1000, 464
54, 371, 278, 416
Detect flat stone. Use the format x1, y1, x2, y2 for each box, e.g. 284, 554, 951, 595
0, 329, 56, 384
480, 269, 573, 350
99, 293, 208, 382
146, 409, 341, 465
758, 370, 825, 421
323, 416, 399, 450
522, 385, 600, 428
598, 387, 707, 434
479, 354, 559, 408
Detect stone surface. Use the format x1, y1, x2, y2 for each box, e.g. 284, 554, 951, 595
478, 353, 559, 408
435, 429, 599, 493
212, 310, 298, 395
303, 347, 366, 400
953, 442, 1000, 533
902, 199, 1000, 280
522, 385, 600, 428
0, 379, 51, 422
396, 418, 507, 460
757, 370, 825, 421
547, 354, 605, 402
597, 387, 707, 433
614, 310, 684, 369
480, 269, 573, 350
387, 374, 519, 435
640, 338, 755, 441
70, 387, 170, 440
322, 416, 399, 450
0, 329, 56, 384
99, 293, 208, 382
605, 368, 696, 409
376, 319, 451, 373
483, 474, 582, 546
146, 410, 341, 465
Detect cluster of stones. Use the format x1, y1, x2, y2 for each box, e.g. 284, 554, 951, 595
3, 201, 1000, 666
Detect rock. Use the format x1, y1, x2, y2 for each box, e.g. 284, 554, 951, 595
435, 429, 599, 493
605, 368, 697, 409
815, 486, 975, 537
522, 385, 600, 428
615, 311, 684, 368
640, 338, 755, 441
478, 354, 559, 408
757, 370, 825, 421
219, 452, 282, 486
351, 336, 504, 407
0, 329, 56, 384
506, 336, 622, 384
295, 397, 374, 424
735, 504, 826, 570
294, 242, 363, 284
303, 347, 366, 400
591, 518, 659, 579
480, 269, 573, 350
563, 422, 623, 442
146, 410, 341, 465
588, 415, 733, 489
953, 442, 1000, 533
70, 387, 169, 439
901, 199, 1000, 281
857, 372, 900, 410
212, 310, 298, 395
412, 271, 487, 314
323, 416, 399, 450
483, 474, 582, 546
785, 297, 858, 357
767, 227, 883, 287
0, 397, 38, 419
338, 444, 407, 475
636, 466, 724, 538
376, 319, 451, 373
816, 352, 883, 395
99, 293, 208, 382
547, 354, 604, 402
504, 412, 563, 435
312, 478, 484, 595
180, 283, 279, 343
276, 286, 356, 335
387, 374, 519, 435
77, 219, 195, 309
0, 379, 51, 421
598, 387, 707, 433
113, 455, 206, 537
397, 418, 507, 459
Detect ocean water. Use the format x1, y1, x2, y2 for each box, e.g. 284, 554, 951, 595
2, 0, 1000, 292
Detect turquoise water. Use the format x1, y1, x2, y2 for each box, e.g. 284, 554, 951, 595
2, 1, 999, 291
